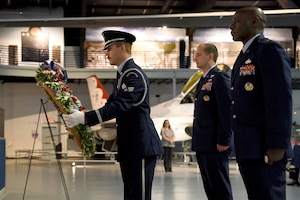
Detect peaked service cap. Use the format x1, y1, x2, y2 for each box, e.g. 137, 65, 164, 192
102, 30, 136, 50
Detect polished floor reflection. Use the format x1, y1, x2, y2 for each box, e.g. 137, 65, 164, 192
1, 158, 300, 200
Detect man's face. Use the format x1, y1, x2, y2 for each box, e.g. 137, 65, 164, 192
230, 12, 252, 43
193, 44, 210, 70
105, 43, 123, 66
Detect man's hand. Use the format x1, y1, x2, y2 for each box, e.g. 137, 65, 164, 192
62, 109, 85, 128
265, 149, 284, 165
216, 144, 230, 152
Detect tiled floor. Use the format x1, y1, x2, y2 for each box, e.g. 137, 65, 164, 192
1, 158, 300, 200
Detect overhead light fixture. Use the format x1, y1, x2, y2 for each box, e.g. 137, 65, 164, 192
29, 27, 41, 37
170, 9, 300, 19
264, 9, 300, 14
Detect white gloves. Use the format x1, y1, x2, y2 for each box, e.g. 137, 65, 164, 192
62, 109, 85, 128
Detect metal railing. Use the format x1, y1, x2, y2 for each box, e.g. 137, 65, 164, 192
0, 45, 299, 69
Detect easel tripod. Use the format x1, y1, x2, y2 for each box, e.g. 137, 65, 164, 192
22, 99, 70, 200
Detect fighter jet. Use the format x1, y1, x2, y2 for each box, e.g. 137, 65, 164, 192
86, 75, 117, 152
85, 70, 203, 153
150, 70, 203, 142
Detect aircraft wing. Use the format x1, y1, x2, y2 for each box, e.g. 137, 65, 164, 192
150, 70, 203, 142
151, 96, 194, 142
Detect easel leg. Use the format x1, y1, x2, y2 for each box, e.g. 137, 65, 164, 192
142, 158, 145, 200
40, 99, 70, 200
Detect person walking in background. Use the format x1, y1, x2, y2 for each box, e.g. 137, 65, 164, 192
230, 7, 292, 200
62, 30, 164, 200
192, 43, 233, 200
160, 119, 175, 172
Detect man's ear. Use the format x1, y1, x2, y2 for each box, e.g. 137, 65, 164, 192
209, 52, 214, 61
251, 16, 260, 27
120, 44, 126, 52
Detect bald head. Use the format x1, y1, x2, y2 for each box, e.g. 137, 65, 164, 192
236, 7, 267, 30
230, 7, 267, 44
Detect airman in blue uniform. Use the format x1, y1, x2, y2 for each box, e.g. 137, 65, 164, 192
63, 30, 163, 200
230, 7, 292, 200
192, 43, 233, 200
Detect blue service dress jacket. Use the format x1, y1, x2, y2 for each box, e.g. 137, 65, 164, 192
231, 34, 293, 162
85, 58, 164, 161
192, 66, 232, 152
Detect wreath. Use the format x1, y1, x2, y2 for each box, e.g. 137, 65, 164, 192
35, 60, 95, 157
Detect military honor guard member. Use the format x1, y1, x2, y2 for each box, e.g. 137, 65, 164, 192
230, 7, 293, 200
63, 30, 164, 200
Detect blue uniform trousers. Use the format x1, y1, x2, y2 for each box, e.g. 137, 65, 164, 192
238, 158, 287, 200
196, 151, 233, 200
119, 156, 157, 200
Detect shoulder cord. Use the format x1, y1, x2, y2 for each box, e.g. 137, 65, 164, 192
117, 68, 147, 107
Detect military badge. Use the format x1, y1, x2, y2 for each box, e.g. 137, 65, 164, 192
203, 95, 210, 101
245, 58, 252, 64
121, 83, 135, 92
208, 74, 215, 81
244, 82, 254, 91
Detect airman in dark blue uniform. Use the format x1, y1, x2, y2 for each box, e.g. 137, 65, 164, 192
230, 7, 292, 200
63, 30, 163, 200
192, 43, 233, 200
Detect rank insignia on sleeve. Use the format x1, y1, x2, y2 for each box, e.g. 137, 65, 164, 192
121, 83, 135, 92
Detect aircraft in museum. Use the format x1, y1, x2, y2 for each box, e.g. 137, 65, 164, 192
86, 75, 117, 152
150, 70, 202, 142
85, 70, 204, 152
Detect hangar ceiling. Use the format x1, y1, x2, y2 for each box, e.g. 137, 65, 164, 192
76, 0, 299, 16
0, 1, 299, 50
0, 0, 299, 17
0, 0, 299, 30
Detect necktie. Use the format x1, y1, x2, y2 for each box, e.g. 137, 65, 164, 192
232, 50, 244, 84
195, 76, 205, 94
116, 71, 120, 80
115, 72, 121, 91
199, 76, 205, 85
